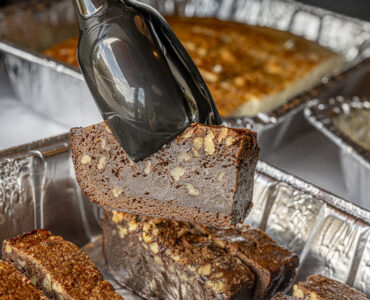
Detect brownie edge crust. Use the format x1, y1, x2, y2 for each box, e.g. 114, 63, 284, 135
71, 122, 259, 226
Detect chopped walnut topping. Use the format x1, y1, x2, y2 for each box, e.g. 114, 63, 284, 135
5, 244, 12, 254
218, 128, 228, 143
182, 128, 194, 139
225, 136, 235, 147
192, 148, 200, 158
100, 139, 110, 150
118, 226, 128, 238
112, 211, 124, 223
179, 152, 192, 162
150, 242, 159, 254
80, 154, 92, 164
129, 221, 138, 232
193, 137, 204, 150
206, 280, 225, 293
204, 131, 215, 155
154, 256, 163, 265
198, 264, 212, 276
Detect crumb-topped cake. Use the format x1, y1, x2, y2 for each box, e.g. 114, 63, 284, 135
70, 122, 259, 226
0, 260, 47, 299
2, 230, 123, 300
44, 17, 342, 116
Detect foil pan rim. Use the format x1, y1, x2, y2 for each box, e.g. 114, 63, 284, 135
0, 132, 368, 223
304, 96, 370, 168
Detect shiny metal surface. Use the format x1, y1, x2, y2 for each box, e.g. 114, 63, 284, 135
0, 0, 369, 155
73, 0, 220, 161
0, 136, 369, 297
305, 96, 370, 210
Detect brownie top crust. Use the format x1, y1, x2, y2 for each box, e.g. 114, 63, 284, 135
2, 230, 122, 299
71, 122, 259, 226
294, 274, 368, 300
0, 260, 47, 299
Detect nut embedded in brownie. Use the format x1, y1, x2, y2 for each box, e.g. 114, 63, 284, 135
193, 224, 300, 300
2, 229, 123, 300
0, 260, 48, 299
293, 274, 368, 300
102, 210, 256, 300
71, 122, 259, 226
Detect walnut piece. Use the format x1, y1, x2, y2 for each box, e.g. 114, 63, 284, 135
112, 211, 124, 224
97, 156, 106, 170
217, 172, 225, 182
150, 242, 159, 254
186, 183, 200, 196
204, 131, 215, 155
144, 160, 152, 175
225, 136, 235, 147
80, 154, 92, 164
193, 137, 204, 150
5, 244, 12, 254
179, 152, 192, 162
118, 226, 128, 238
170, 167, 185, 182
218, 128, 228, 144
112, 187, 123, 198
198, 264, 212, 276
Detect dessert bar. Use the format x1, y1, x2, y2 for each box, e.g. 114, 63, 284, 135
2, 230, 123, 300
0, 260, 47, 299
103, 210, 256, 300
71, 122, 259, 226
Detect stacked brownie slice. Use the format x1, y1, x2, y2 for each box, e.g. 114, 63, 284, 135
2, 230, 123, 299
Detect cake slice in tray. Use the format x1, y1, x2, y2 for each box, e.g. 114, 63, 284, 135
71, 122, 259, 226
103, 210, 300, 300
292, 274, 368, 300
0, 260, 48, 299
102, 210, 256, 300
194, 224, 299, 300
2, 229, 123, 300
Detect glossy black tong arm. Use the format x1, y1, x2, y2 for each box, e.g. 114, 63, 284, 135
72, 0, 221, 161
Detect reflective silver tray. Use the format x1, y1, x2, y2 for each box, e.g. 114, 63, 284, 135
0, 0, 370, 156
0, 134, 369, 298
305, 95, 370, 210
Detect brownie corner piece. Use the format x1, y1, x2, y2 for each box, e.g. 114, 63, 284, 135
0, 260, 48, 299
293, 274, 368, 300
71, 122, 259, 226
2, 229, 123, 300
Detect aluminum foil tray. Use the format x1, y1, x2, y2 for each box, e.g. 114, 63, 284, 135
0, 0, 370, 156
0, 135, 369, 298
305, 96, 370, 211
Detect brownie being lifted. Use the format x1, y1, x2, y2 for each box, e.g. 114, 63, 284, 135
71, 122, 259, 226
0, 260, 47, 299
2, 230, 123, 300
103, 210, 256, 300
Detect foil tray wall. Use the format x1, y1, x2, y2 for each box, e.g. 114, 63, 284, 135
0, 0, 369, 156
305, 96, 370, 210
0, 135, 369, 298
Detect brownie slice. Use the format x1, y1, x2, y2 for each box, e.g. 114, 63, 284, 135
194, 224, 299, 300
102, 210, 256, 300
0, 260, 47, 299
2, 230, 123, 300
271, 293, 300, 299
293, 274, 368, 300
71, 122, 259, 226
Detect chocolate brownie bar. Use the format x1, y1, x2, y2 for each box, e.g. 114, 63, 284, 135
0, 260, 47, 299
271, 293, 300, 299
2, 230, 123, 300
102, 210, 255, 300
293, 274, 368, 300
194, 224, 299, 299
71, 122, 259, 226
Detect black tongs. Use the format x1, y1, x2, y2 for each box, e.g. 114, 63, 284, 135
72, 0, 221, 161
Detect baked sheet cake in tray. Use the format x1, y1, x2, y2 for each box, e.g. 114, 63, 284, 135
0, 135, 369, 298
0, 0, 370, 155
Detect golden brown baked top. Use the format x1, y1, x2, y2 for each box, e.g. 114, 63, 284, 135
0, 260, 47, 299
43, 17, 339, 116
3, 230, 123, 300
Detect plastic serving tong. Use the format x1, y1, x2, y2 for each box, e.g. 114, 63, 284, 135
72, 0, 221, 161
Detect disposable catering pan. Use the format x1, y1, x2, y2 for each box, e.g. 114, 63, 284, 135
305, 96, 370, 211
0, 0, 370, 156
0, 134, 369, 298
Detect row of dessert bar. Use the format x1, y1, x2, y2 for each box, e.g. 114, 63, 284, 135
0, 214, 367, 300
102, 210, 368, 300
